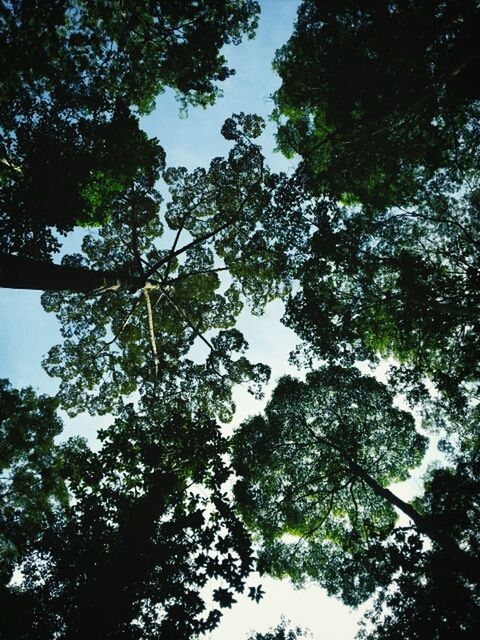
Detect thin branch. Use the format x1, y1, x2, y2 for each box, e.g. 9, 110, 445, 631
143, 289, 160, 377
89, 294, 143, 363
145, 217, 232, 279
286, 491, 336, 560
145, 180, 261, 280
160, 289, 215, 353
167, 266, 229, 285
159, 201, 201, 286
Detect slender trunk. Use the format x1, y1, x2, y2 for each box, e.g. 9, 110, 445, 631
345, 452, 480, 584
313, 431, 480, 583
0, 254, 144, 293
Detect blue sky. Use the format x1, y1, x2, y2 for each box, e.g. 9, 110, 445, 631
0, 2, 368, 637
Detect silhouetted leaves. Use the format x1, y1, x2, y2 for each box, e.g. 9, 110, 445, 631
213, 587, 237, 609
248, 584, 265, 603
246, 618, 309, 640
358, 448, 480, 639
273, 0, 480, 209
5, 404, 254, 639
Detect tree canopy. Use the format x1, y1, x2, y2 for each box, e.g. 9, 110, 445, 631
282, 176, 480, 412
232, 366, 428, 602
273, 0, 480, 209
0, 380, 67, 588
1, 401, 256, 639
2, 1, 480, 638
232, 368, 480, 630
34, 114, 286, 418
357, 444, 480, 639
0, 0, 260, 257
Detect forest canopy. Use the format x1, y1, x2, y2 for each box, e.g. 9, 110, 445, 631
1, 1, 479, 639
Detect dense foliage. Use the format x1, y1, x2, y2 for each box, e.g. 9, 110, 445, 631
0, 0, 260, 257
0, 380, 67, 586
273, 0, 480, 209
39, 114, 285, 418
1, 1, 480, 638
283, 177, 480, 413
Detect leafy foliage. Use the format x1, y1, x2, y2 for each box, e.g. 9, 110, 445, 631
357, 448, 480, 639
272, 0, 480, 209
0, 1, 260, 257
232, 365, 426, 605
40, 117, 291, 417
1, 0, 260, 115
1, 104, 164, 259
0, 380, 69, 586
246, 617, 310, 640
1, 403, 254, 639
3, 2, 480, 636
284, 177, 480, 411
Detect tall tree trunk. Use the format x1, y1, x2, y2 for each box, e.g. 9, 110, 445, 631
0, 254, 144, 293
315, 432, 480, 583
344, 451, 480, 584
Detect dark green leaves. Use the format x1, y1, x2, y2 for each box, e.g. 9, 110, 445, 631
39, 120, 280, 417
11, 404, 254, 639
248, 584, 265, 603
232, 365, 426, 602
0, 1, 260, 258
358, 450, 480, 639
284, 181, 480, 411
0, 380, 67, 586
213, 587, 237, 609
273, 0, 480, 209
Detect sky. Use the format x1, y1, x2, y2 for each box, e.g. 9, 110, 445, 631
0, 2, 432, 638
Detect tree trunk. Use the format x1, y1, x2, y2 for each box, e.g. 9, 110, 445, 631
314, 431, 480, 583
0, 254, 144, 293
345, 453, 480, 584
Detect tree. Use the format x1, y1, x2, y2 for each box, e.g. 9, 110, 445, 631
1, 104, 164, 260
267, 0, 480, 419
0, 380, 68, 587
0, 117, 289, 636
283, 178, 480, 411
0, 1, 260, 256
1, 0, 260, 115
1, 401, 256, 639
232, 366, 480, 604
272, 0, 480, 209
2, 115, 292, 418
357, 446, 480, 639
0, 113, 304, 637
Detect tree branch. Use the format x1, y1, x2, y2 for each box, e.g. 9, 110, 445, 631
143, 288, 160, 377
159, 289, 215, 353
